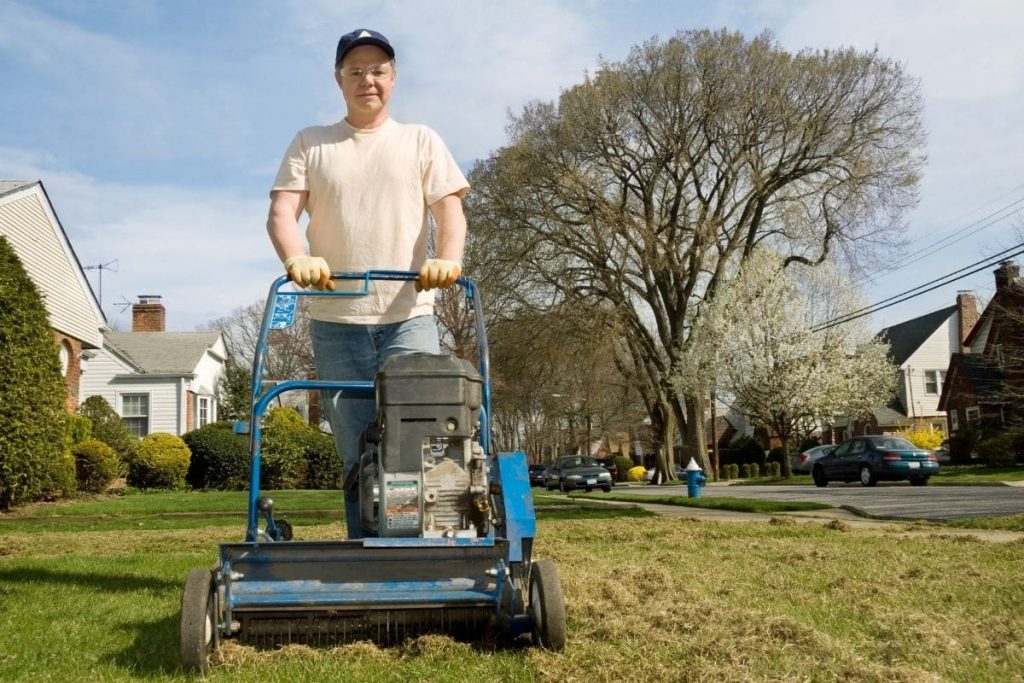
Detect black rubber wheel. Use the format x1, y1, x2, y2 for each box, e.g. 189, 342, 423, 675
812, 466, 828, 488
859, 465, 877, 487
530, 559, 566, 651
180, 568, 218, 675
910, 477, 928, 486
601, 485, 611, 493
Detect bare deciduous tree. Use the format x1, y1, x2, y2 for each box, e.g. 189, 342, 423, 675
465, 29, 924, 476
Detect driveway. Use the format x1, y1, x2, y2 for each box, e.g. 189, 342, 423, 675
620, 482, 1024, 521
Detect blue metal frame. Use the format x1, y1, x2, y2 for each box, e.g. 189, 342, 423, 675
217, 272, 533, 637
244, 272, 494, 542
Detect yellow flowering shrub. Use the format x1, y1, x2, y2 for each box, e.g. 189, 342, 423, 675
897, 429, 944, 451
626, 465, 647, 482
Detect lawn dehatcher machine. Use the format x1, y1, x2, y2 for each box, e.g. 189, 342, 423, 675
178, 271, 566, 674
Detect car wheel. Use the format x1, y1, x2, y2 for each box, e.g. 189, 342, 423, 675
859, 465, 877, 487
601, 485, 611, 493
910, 477, 928, 486
812, 465, 828, 488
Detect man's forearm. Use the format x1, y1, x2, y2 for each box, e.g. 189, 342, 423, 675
430, 194, 467, 262
267, 190, 309, 261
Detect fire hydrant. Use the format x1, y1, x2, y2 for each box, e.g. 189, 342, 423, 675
684, 457, 707, 498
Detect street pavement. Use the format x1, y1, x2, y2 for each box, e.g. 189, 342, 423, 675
606, 481, 1024, 521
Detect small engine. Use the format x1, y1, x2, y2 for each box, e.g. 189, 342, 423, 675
358, 353, 489, 538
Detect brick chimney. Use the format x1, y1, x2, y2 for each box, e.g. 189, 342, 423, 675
994, 260, 1020, 291
132, 295, 165, 332
956, 291, 979, 352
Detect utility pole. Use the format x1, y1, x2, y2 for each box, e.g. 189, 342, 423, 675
83, 259, 118, 308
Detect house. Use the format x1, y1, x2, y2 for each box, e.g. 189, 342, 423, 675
0, 180, 108, 411
939, 261, 1024, 434
79, 296, 227, 437
827, 292, 979, 442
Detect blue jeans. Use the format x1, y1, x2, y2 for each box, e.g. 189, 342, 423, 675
310, 316, 440, 538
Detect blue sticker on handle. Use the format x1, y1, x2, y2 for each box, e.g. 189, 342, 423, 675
270, 295, 297, 329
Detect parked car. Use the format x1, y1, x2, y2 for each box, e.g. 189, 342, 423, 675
544, 455, 613, 492
811, 435, 939, 487
595, 457, 619, 482
528, 464, 547, 487
791, 445, 833, 474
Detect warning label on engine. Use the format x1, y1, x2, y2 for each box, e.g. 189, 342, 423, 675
385, 480, 420, 529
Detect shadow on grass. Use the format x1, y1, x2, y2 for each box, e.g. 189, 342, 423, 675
108, 613, 181, 677
0, 566, 179, 592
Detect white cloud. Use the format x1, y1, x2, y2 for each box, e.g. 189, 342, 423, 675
0, 148, 278, 332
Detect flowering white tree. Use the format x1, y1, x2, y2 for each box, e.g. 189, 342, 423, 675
676, 250, 897, 477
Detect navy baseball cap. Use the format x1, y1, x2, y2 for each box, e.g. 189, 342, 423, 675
335, 29, 395, 66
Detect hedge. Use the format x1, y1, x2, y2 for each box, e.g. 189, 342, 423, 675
184, 422, 250, 490
127, 433, 191, 490
0, 236, 69, 508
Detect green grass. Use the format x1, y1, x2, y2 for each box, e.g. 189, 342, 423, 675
934, 465, 1024, 483
571, 491, 832, 514
0, 490, 1022, 681
947, 513, 1024, 532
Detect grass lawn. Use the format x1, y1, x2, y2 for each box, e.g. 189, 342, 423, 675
0, 490, 1021, 681
569, 491, 832, 514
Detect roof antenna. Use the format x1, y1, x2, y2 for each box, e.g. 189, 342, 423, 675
83, 259, 118, 307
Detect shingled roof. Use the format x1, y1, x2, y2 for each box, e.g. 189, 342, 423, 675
877, 305, 957, 366
105, 332, 223, 375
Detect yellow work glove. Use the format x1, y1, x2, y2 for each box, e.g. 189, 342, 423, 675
416, 259, 462, 291
283, 255, 334, 290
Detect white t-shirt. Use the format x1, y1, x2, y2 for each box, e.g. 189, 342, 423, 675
271, 118, 469, 324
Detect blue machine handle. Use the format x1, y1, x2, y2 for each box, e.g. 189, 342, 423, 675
245, 271, 493, 541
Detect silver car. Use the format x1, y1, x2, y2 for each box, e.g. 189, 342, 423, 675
544, 455, 613, 492
791, 445, 833, 474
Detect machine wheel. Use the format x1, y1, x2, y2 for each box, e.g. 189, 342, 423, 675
530, 559, 566, 651
910, 477, 928, 486
812, 466, 828, 488
180, 568, 218, 675
859, 465, 877, 487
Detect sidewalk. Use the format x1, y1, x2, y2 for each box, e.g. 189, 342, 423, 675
579, 498, 1024, 543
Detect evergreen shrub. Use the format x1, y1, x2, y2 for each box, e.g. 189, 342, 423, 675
0, 236, 69, 508
302, 429, 342, 489
261, 408, 308, 489
613, 456, 634, 482
127, 433, 191, 489
73, 439, 119, 493
78, 395, 138, 463
184, 422, 250, 490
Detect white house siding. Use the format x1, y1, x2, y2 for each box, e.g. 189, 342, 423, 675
901, 316, 958, 420
79, 349, 185, 436
192, 342, 226, 395
0, 188, 105, 348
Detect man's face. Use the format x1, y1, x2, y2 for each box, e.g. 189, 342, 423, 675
336, 45, 395, 121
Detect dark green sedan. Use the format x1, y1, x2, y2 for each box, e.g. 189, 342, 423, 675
812, 435, 939, 487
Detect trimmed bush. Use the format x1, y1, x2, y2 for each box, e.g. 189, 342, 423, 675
749, 463, 761, 478
0, 235, 69, 508
73, 439, 119, 493
64, 414, 92, 447
302, 429, 342, 489
613, 456, 634, 482
977, 428, 1024, 468
127, 433, 191, 490
261, 408, 308, 489
626, 465, 647, 482
727, 463, 740, 480
184, 422, 250, 490
78, 395, 138, 462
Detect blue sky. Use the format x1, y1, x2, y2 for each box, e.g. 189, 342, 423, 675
2, 0, 1023, 332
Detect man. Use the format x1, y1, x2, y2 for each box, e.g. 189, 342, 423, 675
267, 28, 469, 538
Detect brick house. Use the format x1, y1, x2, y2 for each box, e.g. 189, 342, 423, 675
0, 180, 107, 411
939, 260, 1024, 435
79, 297, 227, 437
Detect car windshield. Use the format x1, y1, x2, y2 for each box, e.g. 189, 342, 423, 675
868, 436, 916, 450
562, 456, 598, 468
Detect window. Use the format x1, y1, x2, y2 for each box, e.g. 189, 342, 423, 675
198, 396, 211, 428
949, 411, 959, 432
965, 407, 981, 424
58, 340, 71, 377
931, 421, 945, 433
122, 394, 149, 437
924, 370, 945, 395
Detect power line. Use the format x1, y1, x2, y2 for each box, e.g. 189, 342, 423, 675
812, 244, 1024, 332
